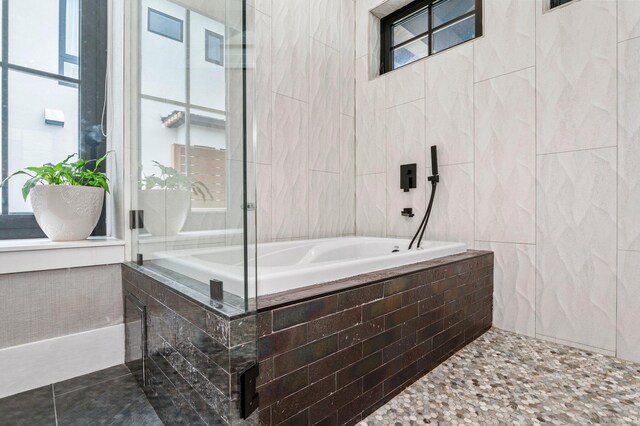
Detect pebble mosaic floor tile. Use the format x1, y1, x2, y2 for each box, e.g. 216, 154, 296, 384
360, 328, 640, 425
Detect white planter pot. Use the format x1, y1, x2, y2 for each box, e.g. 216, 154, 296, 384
29, 185, 105, 241
140, 189, 191, 236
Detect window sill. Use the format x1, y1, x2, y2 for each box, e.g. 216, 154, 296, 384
0, 237, 125, 274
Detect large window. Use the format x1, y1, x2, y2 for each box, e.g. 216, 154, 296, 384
380, 0, 482, 73
0, 0, 108, 239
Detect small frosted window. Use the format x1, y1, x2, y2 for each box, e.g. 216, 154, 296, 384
148, 8, 183, 42
205, 30, 224, 66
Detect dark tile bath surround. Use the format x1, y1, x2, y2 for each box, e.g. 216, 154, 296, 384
256, 250, 493, 425
122, 250, 493, 425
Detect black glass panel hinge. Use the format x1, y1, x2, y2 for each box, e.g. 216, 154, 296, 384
129, 210, 144, 230
240, 363, 259, 419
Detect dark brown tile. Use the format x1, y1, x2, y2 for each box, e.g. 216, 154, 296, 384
309, 379, 362, 424
271, 376, 335, 425
258, 323, 307, 360
276, 408, 309, 426
384, 302, 418, 329
419, 293, 444, 315
312, 412, 337, 426
257, 366, 309, 407
362, 326, 402, 357
362, 356, 403, 390
338, 317, 385, 349
362, 294, 402, 321
431, 276, 458, 295
309, 344, 362, 383
337, 284, 384, 311
382, 333, 416, 364
274, 335, 338, 377
308, 307, 361, 342
383, 273, 422, 297
273, 296, 337, 331
416, 319, 444, 343
337, 383, 383, 425
258, 311, 272, 337
337, 352, 383, 388
383, 362, 417, 396
260, 405, 272, 425
257, 358, 274, 387
402, 340, 433, 366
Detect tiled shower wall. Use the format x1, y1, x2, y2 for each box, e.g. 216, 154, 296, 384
355, 0, 640, 363
253, 0, 356, 242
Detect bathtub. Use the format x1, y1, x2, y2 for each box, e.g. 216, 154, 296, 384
151, 237, 467, 298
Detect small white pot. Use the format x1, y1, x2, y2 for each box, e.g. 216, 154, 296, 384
30, 185, 105, 241
140, 189, 191, 236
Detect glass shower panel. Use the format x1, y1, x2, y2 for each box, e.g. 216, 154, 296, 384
130, 0, 256, 312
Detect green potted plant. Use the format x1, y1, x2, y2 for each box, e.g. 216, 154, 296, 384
0, 153, 110, 241
139, 161, 211, 236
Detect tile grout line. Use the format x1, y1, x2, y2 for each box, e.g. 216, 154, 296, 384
52, 384, 59, 426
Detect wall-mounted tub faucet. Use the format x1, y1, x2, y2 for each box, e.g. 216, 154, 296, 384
400, 164, 417, 192
408, 145, 439, 250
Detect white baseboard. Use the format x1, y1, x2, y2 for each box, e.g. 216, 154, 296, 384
0, 324, 125, 399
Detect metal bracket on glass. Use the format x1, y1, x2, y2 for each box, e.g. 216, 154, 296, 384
240, 363, 259, 419
129, 210, 145, 230
241, 203, 256, 211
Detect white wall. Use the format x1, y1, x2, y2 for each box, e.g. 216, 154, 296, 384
355, 0, 640, 362
254, 0, 356, 243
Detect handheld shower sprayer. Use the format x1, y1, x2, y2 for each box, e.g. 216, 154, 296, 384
408, 145, 439, 250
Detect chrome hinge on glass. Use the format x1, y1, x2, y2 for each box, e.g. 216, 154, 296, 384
242, 203, 256, 211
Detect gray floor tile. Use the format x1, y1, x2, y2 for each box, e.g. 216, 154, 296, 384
54, 365, 131, 396
55, 374, 163, 426
361, 328, 640, 426
0, 385, 56, 426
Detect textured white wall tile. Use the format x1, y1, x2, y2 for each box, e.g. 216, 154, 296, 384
536, 148, 617, 351
385, 100, 426, 237
536, 0, 617, 154
385, 61, 425, 108
271, 94, 309, 239
617, 250, 640, 363
255, 0, 271, 16
272, 0, 310, 101
256, 164, 272, 243
309, 171, 341, 238
341, 0, 356, 116
618, 38, 640, 252
311, 0, 341, 50
255, 10, 272, 164
356, 173, 387, 237
425, 43, 474, 166
309, 40, 341, 173
424, 163, 474, 248
474, 0, 535, 82
355, 0, 377, 59
618, 0, 640, 42
477, 242, 536, 338
340, 114, 356, 235
475, 67, 536, 244
356, 56, 386, 175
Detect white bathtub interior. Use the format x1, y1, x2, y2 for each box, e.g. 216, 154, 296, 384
150, 237, 467, 299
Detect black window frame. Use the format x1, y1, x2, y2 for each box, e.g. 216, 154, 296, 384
147, 7, 184, 43
205, 29, 224, 66
0, 0, 108, 240
549, 0, 573, 9
380, 0, 482, 74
